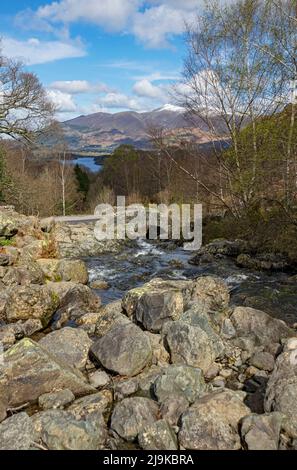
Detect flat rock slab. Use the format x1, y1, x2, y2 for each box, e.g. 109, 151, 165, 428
0, 338, 94, 408
39, 327, 92, 370
0, 413, 38, 450
32, 409, 107, 450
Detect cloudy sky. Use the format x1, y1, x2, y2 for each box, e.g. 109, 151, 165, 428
0, 0, 208, 120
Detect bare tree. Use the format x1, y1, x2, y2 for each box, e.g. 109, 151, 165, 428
0, 47, 54, 144
177, 0, 286, 212
264, 1, 297, 205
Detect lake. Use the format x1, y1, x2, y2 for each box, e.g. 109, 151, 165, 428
70, 157, 103, 173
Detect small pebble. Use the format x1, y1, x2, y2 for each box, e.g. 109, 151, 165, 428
89, 370, 111, 388
212, 377, 226, 388
205, 364, 220, 380
285, 338, 297, 351
220, 368, 233, 379
38, 389, 75, 410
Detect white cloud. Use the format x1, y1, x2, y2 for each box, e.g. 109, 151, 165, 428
15, 0, 209, 49
133, 79, 168, 101
132, 5, 190, 48
47, 89, 77, 112
98, 92, 143, 111
147, 0, 203, 10
36, 0, 140, 31
49, 80, 110, 94
1, 36, 86, 65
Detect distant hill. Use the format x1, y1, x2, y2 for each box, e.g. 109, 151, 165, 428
62, 104, 227, 152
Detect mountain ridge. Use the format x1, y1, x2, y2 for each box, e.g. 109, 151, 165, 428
62, 105, 226, 152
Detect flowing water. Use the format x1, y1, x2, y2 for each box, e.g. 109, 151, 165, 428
86, 239, 297, 326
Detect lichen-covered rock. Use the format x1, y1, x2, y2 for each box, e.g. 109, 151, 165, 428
37, 258, 88, 284
0, 389, 7, 424
154, 365, 205, 404
138, 419, 178, 450
32, 409, 107, 450
0, 325, 16, 350
113, 366, 162, 401
91, 322, 152, 377
0, 253, 10, 266
0, 209, 38, 238
122, 278, 193, 318
179, 390, 251, 450
198, 239, 248, 257
191, 276, 230, 311
53, 222, 124, 258
145, 332, 170, 365
181, 303, 225, 358
163, 320, 216, 373
68, 390, 113, 420
241, 412, 284, 450
0, 338, 94, 408
231, 307, 293, 347
39, 327, 92, 370
94, 301, 129, 338
2, 260, 45, 287
111, 397, 159, 442
38, 389, 75, 410
236, 253, 289, 272
0, 413, 38, 450
51, 283, 101, 329
264, 341, 297, 434
4, 285, 59, 327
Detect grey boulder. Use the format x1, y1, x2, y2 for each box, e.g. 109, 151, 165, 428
39, 327, 92, 370
179, 390, 251, 450
163, 320, 216, 373
32, 409, 107, 450
4, 285, 59, 327
90, 322, 152, 377
154, 365, 205, 404
111, 397, 159, 442
138, 419, 178, 450
265, 343, 297, 434
231, 306, 293, 347
0, 338, 94, 408
241, 412, 284, 450
0, 413, 38, 450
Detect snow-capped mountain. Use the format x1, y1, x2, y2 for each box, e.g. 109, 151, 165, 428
62, 105, 225, 152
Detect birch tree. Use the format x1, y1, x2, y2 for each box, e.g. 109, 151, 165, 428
179, 0, 285, 212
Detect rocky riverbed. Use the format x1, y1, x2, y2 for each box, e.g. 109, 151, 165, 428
1, 206, 297, 450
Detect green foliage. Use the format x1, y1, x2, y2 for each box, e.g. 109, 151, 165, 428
223, 105, 297, 206
101, 145, 140, 194
103, 145, 139, 173
0, 237, 15, 247
74, 164, 90, 201
0, 146, 8, 202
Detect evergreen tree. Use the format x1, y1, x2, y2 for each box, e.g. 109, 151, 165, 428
74, 164, 90, 201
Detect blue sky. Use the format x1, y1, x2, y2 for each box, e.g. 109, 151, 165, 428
0, 0, 207, 120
